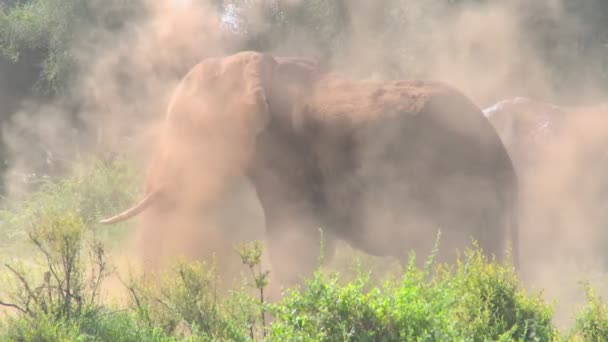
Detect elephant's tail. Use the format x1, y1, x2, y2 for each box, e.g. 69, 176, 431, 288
504, 170, 520, 271
509, 187, 520, 270
99, 189, 160, 224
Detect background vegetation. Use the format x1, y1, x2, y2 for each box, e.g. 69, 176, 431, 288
3, 0, 608, 98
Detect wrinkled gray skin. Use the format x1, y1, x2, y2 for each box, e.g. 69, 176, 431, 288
102, 51, 519, 287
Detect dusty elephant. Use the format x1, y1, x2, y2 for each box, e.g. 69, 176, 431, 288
101, 51, 519, 285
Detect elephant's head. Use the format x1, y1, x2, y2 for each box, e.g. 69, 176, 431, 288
100, 51, 319, 224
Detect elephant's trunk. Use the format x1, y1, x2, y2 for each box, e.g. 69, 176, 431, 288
99, 189, 160, 224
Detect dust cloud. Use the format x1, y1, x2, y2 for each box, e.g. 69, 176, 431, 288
2, 0, 266, 283
485, 99, 608, 326
2, 0, 608, 327
73, 0, 267, 279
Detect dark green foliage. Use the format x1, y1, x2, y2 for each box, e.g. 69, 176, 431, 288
2, 0, 608, 104
0, 0, 145, 96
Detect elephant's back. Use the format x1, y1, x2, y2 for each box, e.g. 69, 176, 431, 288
415, 84, 515, 179
304, 78, 517, 240
300, 77, 515, 182
303, 76, 445, 126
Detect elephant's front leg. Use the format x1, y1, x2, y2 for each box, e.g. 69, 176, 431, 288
249, 130, 336, 294
263, 202, 335, 291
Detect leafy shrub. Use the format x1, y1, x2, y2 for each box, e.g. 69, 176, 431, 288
269, 248, 557, 341
1, 313, 82, 342
123, 258, 255, 341
2, 212, 102, 316
73, 308, 180, 342
0, 199, 110, 340
0, 156, 178, 341
2, 307, 181, 341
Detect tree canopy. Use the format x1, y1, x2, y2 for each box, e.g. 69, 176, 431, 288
1, 0, 607, 102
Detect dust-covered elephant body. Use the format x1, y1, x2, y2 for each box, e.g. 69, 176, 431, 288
250, 72, 518, 277
102, 51, 518, 286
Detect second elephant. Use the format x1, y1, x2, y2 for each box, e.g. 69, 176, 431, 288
101, 52, 519, 285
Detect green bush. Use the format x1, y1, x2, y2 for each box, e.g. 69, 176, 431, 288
120, 240, 277, 341
568, 285, 608, 341
1, 307, 181, 341
269, 249, 556, 341
0, 156, 177, 341
0, 197, 110, 340
1, 313, 82, 342
123, 259, 253, 341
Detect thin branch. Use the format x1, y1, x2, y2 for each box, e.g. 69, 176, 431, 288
178, 269, 198, 302
0, 300, 27, 314
88, 243, 107, 305
61, 235, 76, 319
154, 297, 173, 311
260, 286, 266, 340
28, 233, 63, 290
5, 264, 40, 309
117, 274, 152, 326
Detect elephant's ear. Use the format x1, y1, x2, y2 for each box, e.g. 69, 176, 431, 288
242, 53, 276, 134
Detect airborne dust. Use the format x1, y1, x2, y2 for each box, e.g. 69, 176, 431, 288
2, 0, 608, 327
